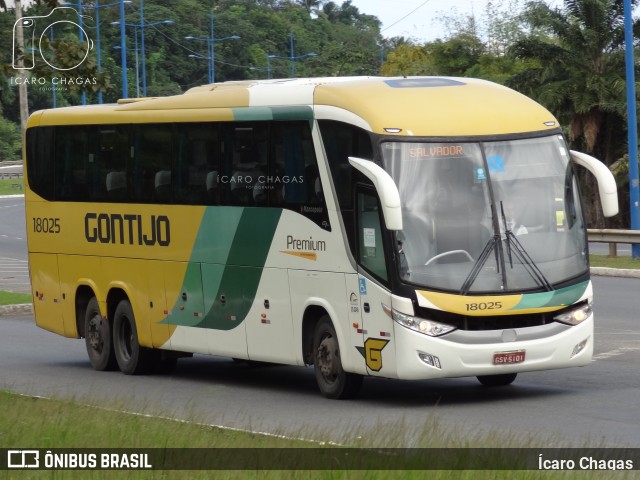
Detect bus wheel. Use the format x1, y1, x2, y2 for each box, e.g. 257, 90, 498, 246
313, 316, 363, 399
113, 299, 154, 375
477, 373, 517, 387
84, 297, 117, 371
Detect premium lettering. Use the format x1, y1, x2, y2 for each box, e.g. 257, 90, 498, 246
286, 235, 326, 251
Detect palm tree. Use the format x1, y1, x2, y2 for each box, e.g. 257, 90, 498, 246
508, 0, 639, 164
297, 0, 323, 15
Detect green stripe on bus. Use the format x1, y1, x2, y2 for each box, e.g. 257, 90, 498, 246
232, 106, 313, 122
162, 207, 282, 330
202, 208, 282, 330
513, 281, 588, 310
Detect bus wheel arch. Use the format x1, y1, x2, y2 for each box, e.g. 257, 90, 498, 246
75, 285, 97, 339
311, 315, 363, 399
302, 305, 328, 365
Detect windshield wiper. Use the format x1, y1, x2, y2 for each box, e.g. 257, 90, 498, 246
460, 233, 501, 295
500, 201, 553, 291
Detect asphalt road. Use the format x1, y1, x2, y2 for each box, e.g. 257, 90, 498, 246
0, 276, 638, 448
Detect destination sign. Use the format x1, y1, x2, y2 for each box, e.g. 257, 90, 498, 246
408, 145, 465, 159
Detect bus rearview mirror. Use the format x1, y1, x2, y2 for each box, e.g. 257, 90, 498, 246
570, 150, 619, 218
348, 157, 403, 230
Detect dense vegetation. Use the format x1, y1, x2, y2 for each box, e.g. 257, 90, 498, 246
1, 0, 639, 227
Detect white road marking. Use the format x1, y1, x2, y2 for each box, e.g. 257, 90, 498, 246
592, 347, 640, 361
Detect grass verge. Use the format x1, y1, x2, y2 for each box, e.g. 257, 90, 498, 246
589, 254, 640, 270
0, 177, 23, 195
0, 390, 634, 479
0, 290, 31, 306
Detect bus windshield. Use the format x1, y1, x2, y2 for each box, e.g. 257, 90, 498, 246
383, 135, 588, 293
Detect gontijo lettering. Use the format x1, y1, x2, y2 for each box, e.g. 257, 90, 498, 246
84, 213, 170, 246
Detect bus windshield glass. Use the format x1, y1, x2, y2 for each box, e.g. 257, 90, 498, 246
383, 135, 588, 293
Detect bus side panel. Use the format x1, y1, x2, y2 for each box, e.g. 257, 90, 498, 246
57, 254, 102, 338
163, 262, 207, 354
356, 275, 397, 378
201, 264, 249, 359
148, 261, 171, 349
246, 267, 295, 364
288, 270, 362, 372
29, 253, 67, 337
100, 258, 158, 349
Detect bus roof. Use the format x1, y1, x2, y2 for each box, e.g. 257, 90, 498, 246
28, 76, 559, 137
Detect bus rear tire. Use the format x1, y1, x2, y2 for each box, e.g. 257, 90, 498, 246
313, 316, 362, 399
113, 299, 155, 375
84, 297, 117, 371
477, 373, 517, 387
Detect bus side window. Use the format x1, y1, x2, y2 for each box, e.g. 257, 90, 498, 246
175, 124, 220, 205
228, 124, 268, 206
318, 120, 373, 210
272, 122, 309, 206
357, 190, 388, 282
55, 126, 93, 200
26, 127, 55, 201
131, 125, 173, 204
319, 120, 374, 251
100, 126, 130, 202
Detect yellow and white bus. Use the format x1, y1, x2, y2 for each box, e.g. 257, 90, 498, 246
24, 76, 618, 398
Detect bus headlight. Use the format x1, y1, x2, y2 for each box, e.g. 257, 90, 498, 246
383, 304, 455, 337
554, 303, 592, 326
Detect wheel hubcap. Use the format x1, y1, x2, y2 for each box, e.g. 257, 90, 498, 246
317, 336, 339, 380
87, 314, 103, 351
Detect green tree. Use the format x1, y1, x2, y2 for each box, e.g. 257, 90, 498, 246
0, 116, 21, 161
381, 44, 432, 76
427, 33, 485, 76
508, 0, 637, 162
508, 0, 640, 227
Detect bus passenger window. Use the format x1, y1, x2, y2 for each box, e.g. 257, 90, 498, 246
99, 126, 130, 202
318, 120, 373, 209
26, 127, 55, 201
229, 124, 268, 206
175, 124, 220, 205
55, 127, 93, 200
132, 124, 173, 203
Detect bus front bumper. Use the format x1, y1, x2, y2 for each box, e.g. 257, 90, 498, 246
393, 315, 594, 380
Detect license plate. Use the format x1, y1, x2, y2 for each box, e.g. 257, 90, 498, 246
493, 350, 525, 365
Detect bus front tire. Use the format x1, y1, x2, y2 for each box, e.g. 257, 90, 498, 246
313, 316, 362, 399
477, 373, 517, 387
84, 297, 117, 371
113, 299, 155, 375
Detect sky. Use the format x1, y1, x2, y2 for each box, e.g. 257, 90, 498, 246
348, 0, 564, 43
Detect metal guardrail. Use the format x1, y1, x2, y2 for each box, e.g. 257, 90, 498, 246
0, 172, 23, 180
587, 229, 640, 256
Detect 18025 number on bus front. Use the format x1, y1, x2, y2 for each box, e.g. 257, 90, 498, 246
33, 217, 60, 234
465, 301, 502, 312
